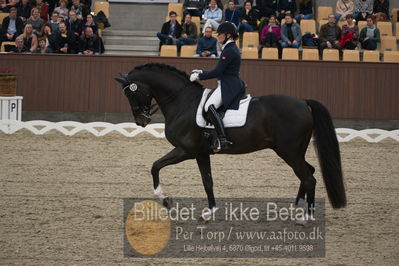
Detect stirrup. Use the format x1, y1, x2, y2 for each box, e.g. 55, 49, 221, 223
212, 137, 232, 153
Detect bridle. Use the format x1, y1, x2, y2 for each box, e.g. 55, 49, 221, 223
123, 83, 158, 118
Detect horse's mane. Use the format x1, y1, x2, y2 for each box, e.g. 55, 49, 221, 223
129, 62, 202, 87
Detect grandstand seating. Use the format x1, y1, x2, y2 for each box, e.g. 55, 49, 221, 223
192, 16, 201, 37
358, 21, 367, 31
167, 3, 183, 18
160, 45, 177, 56
242, 47, 258, 59
392, 8, 399, 24
242, 32, 259, 48
381, 36, 397, 51
300, 19, 316, 35
363, 50, 380, 62
343, 50, 360, 61
261, 48, 278, 59
318, 19, 328, 31
317, 6, 333, 21
180, 45, 196, 57
0, 12, 9, 26
282, 48, 299, 60
302, 49, 319, 60
94, 2, 109, 18
323, 49, 339, 61
338, 20, 346, 28
377, 21, 393, 36
383, 51, 399, 62
0, 41, 15, 52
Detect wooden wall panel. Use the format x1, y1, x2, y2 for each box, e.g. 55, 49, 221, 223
1, 54, 398, 120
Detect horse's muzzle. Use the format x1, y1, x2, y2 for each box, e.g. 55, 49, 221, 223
135, 113, 151, 127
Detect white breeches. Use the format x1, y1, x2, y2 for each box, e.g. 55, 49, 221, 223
203, 19, 220, 33
204, 84, 223, 112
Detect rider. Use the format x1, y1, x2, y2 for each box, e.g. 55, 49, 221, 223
190, 22, 243, 152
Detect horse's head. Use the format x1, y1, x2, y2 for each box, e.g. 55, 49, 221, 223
115, 72, 154, 127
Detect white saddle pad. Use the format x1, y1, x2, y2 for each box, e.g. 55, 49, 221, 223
196, 89, 252, 128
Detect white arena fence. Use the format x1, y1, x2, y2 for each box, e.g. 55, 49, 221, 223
0, 120, 398, 143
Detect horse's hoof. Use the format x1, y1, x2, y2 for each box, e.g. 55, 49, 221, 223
162, 197, 173, 209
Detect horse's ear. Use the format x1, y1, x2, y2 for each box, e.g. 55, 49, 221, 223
115, 77, 126, 85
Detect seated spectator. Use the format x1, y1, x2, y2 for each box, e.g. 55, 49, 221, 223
319, 14, 341, 52
54, 0, 69, 20
156, 11, 182, 45
40, 23, 56, 51
225, 0, 240, 27
19, 24, 38, 52
257, 0, 278, 19
35, 36, 52, 53
202, 0, 222, 33
183, 0, 205, 18
260, 14, 280, 47
373, 0, 389, 22
79, 26, 100, 55
359, 15, 380, 50
65, 10, 83, 37
54, 22, 77, 53
340, 14, 359, 49
49, 12, 60, 33
177, 13, 197, 52
2, 0, 18, 13
70, 0, 87, 20
16, 0, 32, 22
205, 0, 223, 10
353, 0, 373, 23
10, 36, 29, 53
0, 7, 24, 44
295, 0, 313, 24
32, 0, 49, 23
277, 0, 297, 22
194, 26, 217, 57
280, 14, 301, 48
238, 1, 258, 33
335, 0, 354, 21
83, 14, 98, 35
26, 8, 44, 34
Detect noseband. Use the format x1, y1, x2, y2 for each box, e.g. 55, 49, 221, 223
123, 83, 158, 118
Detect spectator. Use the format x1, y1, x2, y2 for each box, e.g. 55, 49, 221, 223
54, 22, 77, 53
225, 0, 240, 27
295, 0, 313, 24
40, 23, 56, 51
0, 7, 24, 44
65, 10, 83, 37
353, 0, 373, 23
340, 14, 359, 49
79, 26, 101, 55
2, 0, 18, 13
10, 36, 29, 53
335, 0, 354, 21
177, 13, 197, 52
16, 0, 32, 22
194, 26, 217, 57
373, 0, 389, 22
35, 36, 52, 53
205, 0, 223, 10
157, 11, 182, 45
359, 15, 380, 50
238, 1, 258, 33
202, 0, 222, 33
257, 0, 278, 19
280, 14, 301, 48
49, 12, 60, 34
260, 14, 280, 47
183, 0, 205, 17
19, 24, 38, 52
26, 8, 44, 34
319, 14, 341, 52
83, 14, 98, 35
277, 0, 297, 22
54, 0, 69, 20
70, 0, 87, 20
32, 0, 49, 23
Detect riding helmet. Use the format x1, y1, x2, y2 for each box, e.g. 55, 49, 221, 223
216, 22, 238, 39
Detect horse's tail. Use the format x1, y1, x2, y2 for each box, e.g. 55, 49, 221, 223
306, 99, 347, 208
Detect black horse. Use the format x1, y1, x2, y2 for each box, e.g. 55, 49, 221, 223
115, 63, 346, 219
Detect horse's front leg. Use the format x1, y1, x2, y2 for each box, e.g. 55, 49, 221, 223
151, 147, 192, 208
196, 154, 217, 221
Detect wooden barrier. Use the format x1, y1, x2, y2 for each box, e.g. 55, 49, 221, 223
1, 53, 398, 120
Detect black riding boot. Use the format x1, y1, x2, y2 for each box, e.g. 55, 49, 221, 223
207, 104, 232, 152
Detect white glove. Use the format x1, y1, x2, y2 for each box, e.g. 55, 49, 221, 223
190, 72, 200, 82
191, 69, 203, 74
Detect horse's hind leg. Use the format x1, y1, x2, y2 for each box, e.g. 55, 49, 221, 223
151, 147, 193, 208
